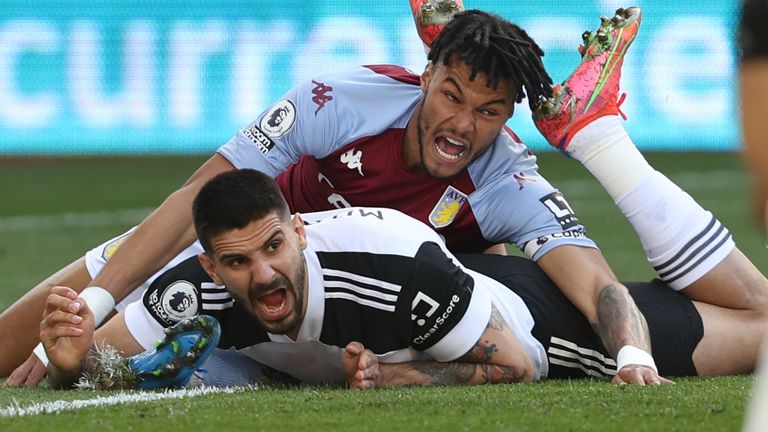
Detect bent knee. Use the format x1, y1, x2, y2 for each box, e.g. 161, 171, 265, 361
682, 249, 768, 314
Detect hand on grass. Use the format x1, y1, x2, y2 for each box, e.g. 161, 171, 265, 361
4, 354, 46, 387
612, 364, 675, 385
342, 341, 379, 389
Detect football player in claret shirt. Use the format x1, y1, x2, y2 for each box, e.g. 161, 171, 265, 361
41, 170, 764, 389
6, 6, 768, 388
6, 7, 587, 381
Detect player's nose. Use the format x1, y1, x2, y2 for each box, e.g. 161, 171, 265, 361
250, 259, 277, 285
451, 106, 475, 134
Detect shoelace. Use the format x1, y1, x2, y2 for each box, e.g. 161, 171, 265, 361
616, 92, 627, 120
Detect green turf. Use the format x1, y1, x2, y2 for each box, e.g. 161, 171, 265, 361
0, 153, 763, 429
0, 377, 754, 431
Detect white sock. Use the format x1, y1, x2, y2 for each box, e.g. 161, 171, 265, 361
569, 116, 735, 289
618, 173, 734, 289
566, 116, 654, 201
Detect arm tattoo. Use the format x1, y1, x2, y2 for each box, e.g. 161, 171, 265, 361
480, 364, 528, 384
409, 362, 479, 385
592, 284, 652, 355
399, 305, 527, 386
406, 361, 527, 386
461, 305, 504, 362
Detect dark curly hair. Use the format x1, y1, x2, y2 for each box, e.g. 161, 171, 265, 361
428, 9, 553, 109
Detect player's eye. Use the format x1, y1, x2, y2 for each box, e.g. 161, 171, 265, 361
227, 257, 247, 268
444, 92, 458, 103
480, 108, 498, 117
268, 240, 281, 252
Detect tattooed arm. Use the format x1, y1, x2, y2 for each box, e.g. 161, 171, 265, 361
342, 305, 534, 388
537, 245, 671, 385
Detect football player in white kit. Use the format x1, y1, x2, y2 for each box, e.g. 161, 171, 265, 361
41, 170, 764, 389
7, 4, 768, 389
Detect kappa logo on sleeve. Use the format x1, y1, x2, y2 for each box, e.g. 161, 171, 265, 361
242, 125, 275, 154
311, 80, 334, 115
514, 172, 538, 190
260, 99, 296, 137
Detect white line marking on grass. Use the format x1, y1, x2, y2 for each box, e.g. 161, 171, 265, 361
0, 386, 247, 417
0, 208, 152, 232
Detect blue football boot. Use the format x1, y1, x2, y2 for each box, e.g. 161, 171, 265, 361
128, 314, 221, 390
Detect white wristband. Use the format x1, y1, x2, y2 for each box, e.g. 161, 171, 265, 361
33, 342, 49, 367
616, 345, 657, 373
79, 286, 116, 326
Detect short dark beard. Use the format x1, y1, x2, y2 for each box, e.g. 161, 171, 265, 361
239, 251, 307, 336
286, 252, 307, 333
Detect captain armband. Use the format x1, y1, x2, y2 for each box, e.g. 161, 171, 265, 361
522, 230, 589, 259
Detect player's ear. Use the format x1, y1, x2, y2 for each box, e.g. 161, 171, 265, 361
421, 62, 433, 92
292, 213, 307, 250
198, 253, 224, 285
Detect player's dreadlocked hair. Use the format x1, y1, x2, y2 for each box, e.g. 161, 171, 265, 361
428, 9, 553, 110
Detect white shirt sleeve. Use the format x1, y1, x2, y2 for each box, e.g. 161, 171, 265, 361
424, 282, 492, 362
123, 299, 168, 350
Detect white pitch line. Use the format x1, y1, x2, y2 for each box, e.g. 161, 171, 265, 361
0, 208, 153, 232
0, 386, 248, 417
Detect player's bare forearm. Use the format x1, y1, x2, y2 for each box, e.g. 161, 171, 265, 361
373, 306, 531, 387
593, 283, 669, 385
375, 360, 527, 387
537, 247, 653, 357
90, 192, 198, 297
90, 154, 235, 301
592, 283, 652, 356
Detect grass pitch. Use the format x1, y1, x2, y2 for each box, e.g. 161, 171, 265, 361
0, 377, 753, 431
0, 152, 764, 430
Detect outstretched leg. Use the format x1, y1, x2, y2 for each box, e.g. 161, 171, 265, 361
533, 7, 768, 314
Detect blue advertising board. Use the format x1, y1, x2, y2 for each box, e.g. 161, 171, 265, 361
0, 0, 741, 154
